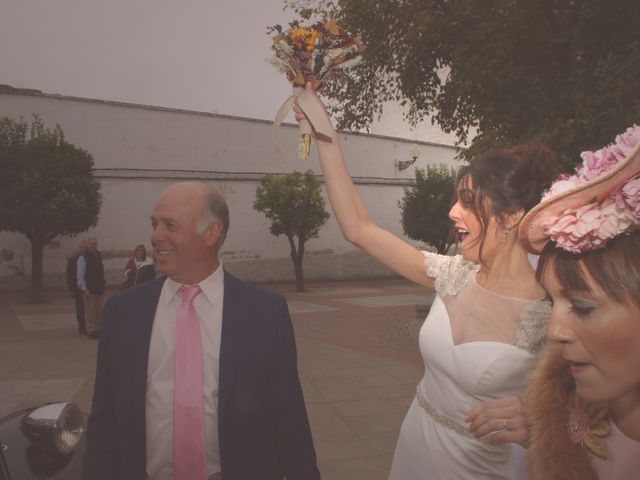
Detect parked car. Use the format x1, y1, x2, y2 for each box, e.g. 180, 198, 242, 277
0, 402, 86, 479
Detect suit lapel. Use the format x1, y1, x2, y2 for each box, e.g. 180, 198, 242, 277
128, 277, 165, 453
218, 270, 246, 428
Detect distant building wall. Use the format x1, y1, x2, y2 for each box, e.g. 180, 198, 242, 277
0, 86, 460, 289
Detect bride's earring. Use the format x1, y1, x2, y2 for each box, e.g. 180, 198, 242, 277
503, 223, 510, 241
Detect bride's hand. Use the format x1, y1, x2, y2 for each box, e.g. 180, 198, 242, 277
293, 82, 319, 121
465, 395, 530, 447
293, 82, 334, 141
292, 104, 307, 123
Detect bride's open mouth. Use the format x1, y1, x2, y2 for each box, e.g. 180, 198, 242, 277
455, 226, 470, 243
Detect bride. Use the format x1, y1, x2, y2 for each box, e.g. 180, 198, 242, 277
294, 83, 560, 479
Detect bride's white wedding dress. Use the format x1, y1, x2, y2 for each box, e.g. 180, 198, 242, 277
389, 253, 549, 480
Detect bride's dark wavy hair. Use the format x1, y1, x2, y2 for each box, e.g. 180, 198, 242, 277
454, 143, 563, 264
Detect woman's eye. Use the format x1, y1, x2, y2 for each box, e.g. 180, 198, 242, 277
570, 300, 596, 318
460, 196, 473, 208
456, 189, 474, 208
543, 293, 554, 306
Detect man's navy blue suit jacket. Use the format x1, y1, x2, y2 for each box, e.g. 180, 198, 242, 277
82, 270, 320, 480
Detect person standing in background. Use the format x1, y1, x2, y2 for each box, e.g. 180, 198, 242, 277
77, 236, 105, 339
66, 239, 87, 334
120, 244, 155, 290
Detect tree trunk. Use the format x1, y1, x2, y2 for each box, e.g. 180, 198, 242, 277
293, 256, 304, 292
288, 235, 306, 292
30, 236, 46, 299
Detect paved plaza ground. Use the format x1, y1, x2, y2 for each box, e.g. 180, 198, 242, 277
0, 278, 434, 480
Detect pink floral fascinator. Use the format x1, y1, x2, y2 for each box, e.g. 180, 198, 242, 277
521, 125, 640, 254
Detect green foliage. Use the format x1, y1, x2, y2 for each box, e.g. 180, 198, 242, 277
288, 0, 640, 165
254, 170, 330, 291
399, 165, 456, 254
254, 169, 330, 242
0, 115, 102, 294
0, 115, 102, 241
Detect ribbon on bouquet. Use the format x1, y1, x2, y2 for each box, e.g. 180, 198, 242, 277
272, 87, 334, 161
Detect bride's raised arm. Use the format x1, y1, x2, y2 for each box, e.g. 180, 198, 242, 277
295, 83, 437, 289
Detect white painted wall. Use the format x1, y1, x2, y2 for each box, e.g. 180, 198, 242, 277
0, 87, 461, 288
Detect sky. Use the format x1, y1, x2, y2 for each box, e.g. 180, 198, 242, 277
0, 0, 455, 144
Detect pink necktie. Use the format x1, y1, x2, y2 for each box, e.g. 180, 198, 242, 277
173, 285, 207, 480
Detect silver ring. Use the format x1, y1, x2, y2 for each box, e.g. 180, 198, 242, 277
502, 418, 508, 431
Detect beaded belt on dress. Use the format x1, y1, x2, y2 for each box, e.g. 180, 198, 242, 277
415, 387, 491, 444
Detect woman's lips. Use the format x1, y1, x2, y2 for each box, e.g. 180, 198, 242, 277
569, 361, 591, 375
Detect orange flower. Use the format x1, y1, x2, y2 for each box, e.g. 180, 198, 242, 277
290, 28, 318, 53
324, 19, 340, 36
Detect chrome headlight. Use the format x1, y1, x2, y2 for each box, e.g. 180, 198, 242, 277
20, 402, 85, 455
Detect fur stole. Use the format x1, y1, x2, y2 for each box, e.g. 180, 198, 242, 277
525, 346, 609, 480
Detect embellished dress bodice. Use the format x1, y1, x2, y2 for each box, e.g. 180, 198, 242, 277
389, 252, 550, 480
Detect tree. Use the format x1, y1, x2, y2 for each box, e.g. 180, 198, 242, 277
254, 170, 330, 291
399, 164, 456, 254
288, 0, 640, 164
0, 115, 102, 297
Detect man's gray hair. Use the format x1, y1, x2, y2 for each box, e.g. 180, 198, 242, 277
196, 186, 230, 248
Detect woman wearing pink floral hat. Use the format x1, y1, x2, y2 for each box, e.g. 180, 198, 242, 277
521, 125, 640, 479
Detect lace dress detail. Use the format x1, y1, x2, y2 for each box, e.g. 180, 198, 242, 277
422, 251, 479, 297
514, 299, 551, 354
422, 250, 550, 355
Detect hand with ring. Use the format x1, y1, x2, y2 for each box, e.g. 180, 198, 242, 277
465, 395, 530, 447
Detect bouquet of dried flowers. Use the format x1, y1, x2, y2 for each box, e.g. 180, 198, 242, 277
268, 19, 365, 160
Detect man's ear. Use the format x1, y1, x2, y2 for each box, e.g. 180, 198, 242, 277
204, 221, 223, 247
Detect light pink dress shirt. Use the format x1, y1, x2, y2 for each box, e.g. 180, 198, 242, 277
145, 266, 224, 480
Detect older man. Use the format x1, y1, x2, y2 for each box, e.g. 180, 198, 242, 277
83, 182, 320, 480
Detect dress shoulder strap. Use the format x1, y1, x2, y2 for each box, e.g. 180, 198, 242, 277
421, 251, 479, 297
